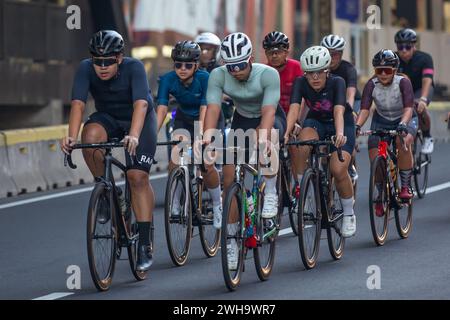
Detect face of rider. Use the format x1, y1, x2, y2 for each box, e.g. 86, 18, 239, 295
305, 69, 329, 91
397, 43, 415, 62
329, 50, 343, 70
375, 67, 397, 86
265, 47, 289, 69
199, 44, 217, 66
174, 62, 198, 81
92, 54, 123, 81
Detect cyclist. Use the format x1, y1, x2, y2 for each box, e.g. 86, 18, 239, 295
155, 40, 223, 229
321, 34, 361, 182
356, 50, 417, 206
395, 28, 435, 155
203, 32, 286, 269
60, 30, 157, 272
284, 46, 356, 238
195, 32, 222, 73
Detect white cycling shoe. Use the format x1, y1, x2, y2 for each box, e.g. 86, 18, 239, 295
213, 202, 223, 230
262, 193, 279, 219
342, 215, 357, 238
421, 137, 434, 155
227, 240, 239, 271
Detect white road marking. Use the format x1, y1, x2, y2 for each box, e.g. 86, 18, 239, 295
32, 292, 74, 300
0, 173, 168, 211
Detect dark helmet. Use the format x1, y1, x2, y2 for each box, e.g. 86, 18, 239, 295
372, 49, 400, 68
395, 28, 417, 44
263, 31, 290, 50
89, 30, 124, 57
171, 41, 201, 62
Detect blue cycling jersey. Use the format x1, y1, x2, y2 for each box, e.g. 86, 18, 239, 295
157, 70, 209, 118
71, 57, 154, 121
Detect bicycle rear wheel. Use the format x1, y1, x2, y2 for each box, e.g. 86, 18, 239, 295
297, 169, 321, 270
327, 178, 345, 260
198, 184, 220, 258
369, 156, 390, 246
413, 133, 429, 199
221, 183, 245, 291
86, 183, 117, 291
254, 187, 278, 281
164, 168, 192, 267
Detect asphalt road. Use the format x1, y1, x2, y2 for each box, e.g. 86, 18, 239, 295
1, 143, 450, 300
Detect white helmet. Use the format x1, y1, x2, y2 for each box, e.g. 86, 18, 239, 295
300, 46, 331, 72
321, 34, 346, 51
220, 32, 253, 64
195, 32, 221, 47
195, 32, 222, 63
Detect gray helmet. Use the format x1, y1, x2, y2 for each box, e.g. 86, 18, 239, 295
321, 34, 346, 51
89, 30, 124, 57
395, 28, 417, 44
171, 41, 201, 62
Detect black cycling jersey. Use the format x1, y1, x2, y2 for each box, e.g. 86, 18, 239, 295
291, 74, 351, 122
330, 60, 361, 100
72, 57, 154, 121
397, 50, 434, 92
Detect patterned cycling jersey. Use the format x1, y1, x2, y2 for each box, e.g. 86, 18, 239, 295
361, 75, 414, 122
290, 74, 350, 122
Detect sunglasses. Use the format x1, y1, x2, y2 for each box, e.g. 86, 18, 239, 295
92, 57, 118, 67
397, 44, 413, 51
304, 69, 328, 78
174, 62, 196, 70
375, 67, 395, 75
265, 47, 288, 56
330, 51, 343, 57
226, 60, 250, 73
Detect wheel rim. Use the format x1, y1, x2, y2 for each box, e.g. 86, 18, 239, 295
369, 158, 389, 245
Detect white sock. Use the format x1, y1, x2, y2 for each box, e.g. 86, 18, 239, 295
297, 174, 304, 185
341, 197, 354, 217
264, 176, 277, 195
209, 186, 222, 207
227, 223, 239, 236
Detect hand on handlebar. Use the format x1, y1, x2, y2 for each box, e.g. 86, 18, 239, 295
61, 137, 77, 155
122, 135, 139, 156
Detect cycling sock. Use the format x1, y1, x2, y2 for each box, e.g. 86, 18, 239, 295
264, 176, 277, 194
341, 197, 354, 216
209, 186, 222, 207
138, 222, 151, 246
400, 170, 412, 188
423, 130, 431, 138
297, 174, 304, 185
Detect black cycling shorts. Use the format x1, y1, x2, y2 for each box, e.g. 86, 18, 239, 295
85, 110, 157, 173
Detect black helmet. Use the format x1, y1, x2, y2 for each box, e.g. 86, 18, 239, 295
89, 30, 124, 57
171, 41, 201, 62
395, 28, 417, 44
372, 49, 400, 68
263, 31, 290, 50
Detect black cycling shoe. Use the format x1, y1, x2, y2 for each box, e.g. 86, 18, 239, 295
97, 195, 111, 224
136, 244, 153, 272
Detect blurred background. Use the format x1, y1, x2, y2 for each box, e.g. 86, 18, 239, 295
1, 0, 450, 130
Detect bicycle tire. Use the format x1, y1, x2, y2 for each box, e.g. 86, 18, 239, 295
198, 183, 221, 258
326, 177, 345, 260
86, 183, 117, 291
297, 169, 321, 270
164, 168, 192, 267
369, 156, 389, 246
413, 133, 429, 199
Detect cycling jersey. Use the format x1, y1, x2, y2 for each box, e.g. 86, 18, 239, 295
397, 50, 434, 92
290, 74, 354, 155
207, 63, 281, 119
72, 57, 157, 172
361, 75, 414, 122
330, 60, 361, 100
157, 70, 209, 118
290, 75, 351, 122
274, 59, 303, 114
72, 57, 154, 121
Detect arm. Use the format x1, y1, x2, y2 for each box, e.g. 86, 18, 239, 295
356, 80, 375, 128
199, 105, 207, 136
347, 87, 357, 109
346, 65, 358, 108
155, 73, 171, 133
156, 105, 169, 133
259, 68, 280, 143
204, 69, 224, 142
420, 54, 434, 104
334, 78, 347, 147
400, 78, 414, 124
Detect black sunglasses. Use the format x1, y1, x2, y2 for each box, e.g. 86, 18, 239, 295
92, 57, 118, 67
397, 44, 413, 51
226, 61, 250, 73
174, 62, 196, 70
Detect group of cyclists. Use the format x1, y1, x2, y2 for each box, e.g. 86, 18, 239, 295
60, 27, 435, 277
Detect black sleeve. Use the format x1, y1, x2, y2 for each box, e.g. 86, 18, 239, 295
290, 77, 304, 105
71, 61, 91, 103
346, 64, 358, 88
334, 77, 347, 107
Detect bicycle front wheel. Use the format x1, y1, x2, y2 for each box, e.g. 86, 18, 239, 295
369, 156, 390, 246
164, 168, 192, 267
221, 183, 245, 291
395, 172, 413, 239
198, 184, 220, 258
297, 169, 321, 270
86, 183, 117, 291
327, 178, 345, 260
254, 188, 278, 281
